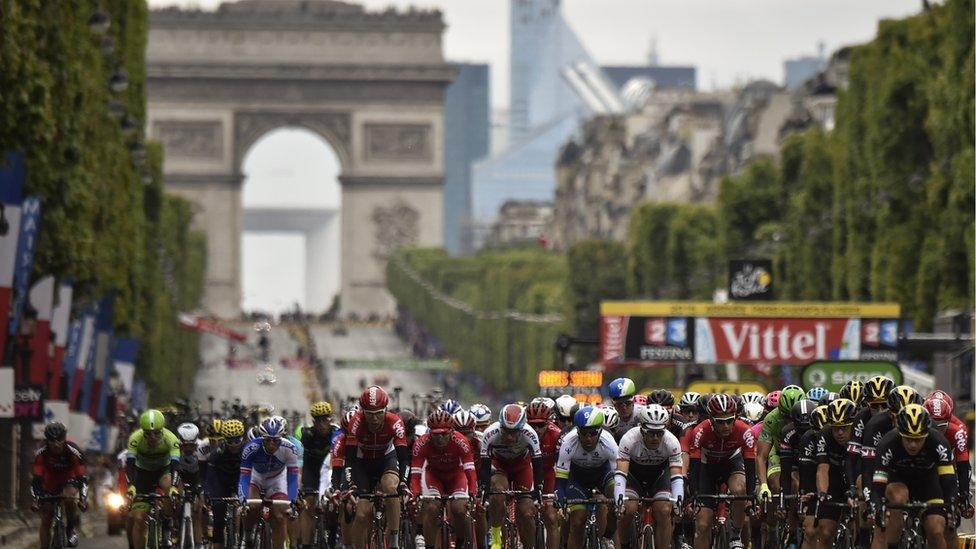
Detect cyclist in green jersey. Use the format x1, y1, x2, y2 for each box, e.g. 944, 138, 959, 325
756, 386, 805, 499
125, 409, 181, 549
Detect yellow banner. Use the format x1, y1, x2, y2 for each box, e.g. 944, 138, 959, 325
600, 301, 900, 318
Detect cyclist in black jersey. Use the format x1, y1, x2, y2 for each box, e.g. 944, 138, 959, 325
860, 386, 921, 489
205, 420, 245, 549
798, 405, 828, 548
297, 401, 338, 549
814, 399, 859, 548
870, 404, 957, 549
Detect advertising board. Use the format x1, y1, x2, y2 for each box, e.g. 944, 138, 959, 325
801, 361, 902, 392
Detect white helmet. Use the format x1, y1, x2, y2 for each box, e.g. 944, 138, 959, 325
531, 396, 556, 409
742, 401, 765, 423
176, 422, 200, 443
601, 406, 620, 430
740, 392, 766, 407
468, 404, 492, 425
637, 404, 670, 430
554, 395, 578, 419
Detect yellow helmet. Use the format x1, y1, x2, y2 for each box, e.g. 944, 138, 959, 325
839, 380, 864, 406
827, 398, 856, 426
896, 404, 930, 438
886, 385, 921, 412
209, 418, 224, 437
812, 405, 829, 430
310, 401, 334, 418
865, 376, 895, 404
220, 419, 246, 438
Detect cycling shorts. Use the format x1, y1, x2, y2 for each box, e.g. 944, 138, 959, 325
420, 467, 469, 498
814, 479, 847, 522
133, 466, 169, 495
565, 464, 613, 511
350, 451, 399, 494
768, 452, 781, 478
697, 455, 745, 509
625, 463, 671, 500
490, 456, 534, 492
887, 469, 946, 517
248, 468, 289, 500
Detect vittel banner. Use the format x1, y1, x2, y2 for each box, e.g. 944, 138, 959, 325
600, 301, 900, 366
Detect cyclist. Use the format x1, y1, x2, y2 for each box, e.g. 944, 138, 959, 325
126, 409, 181, 549
602, 406, 621, 437
798, 405, 829, 548
870, 404, 957, 549
814, 398, 859, 548
238, 417, 300, 549
554, 395, 579, 433
527, 400, 562, 549
675, 392, 703, 426
342, 386, 409, 548
454, 409, 490, 548
32, 422, 88, 548
740, 401, 765, 425
924, 393, 973, 547
838, 380, 865, 408
860, 385, 922, 486
205, 419, 246, 549
688, 394, 756, 549
615, 404, 683, 549
556, 406, 618, 549
328, 410, 357, 549
440, 399, 463, 415
849, 376, 895, 474
647, 389, 675, 411
175, 422, 208, 548
607, 378, 644, 441
807, 387, 828, 404
480, 403, 543, 549
469, 403, 493, 434
756, 385, 805, 502
408, 410, 478, 548
296, 401, 339, 549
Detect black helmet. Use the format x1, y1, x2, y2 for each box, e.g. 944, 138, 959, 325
886, 385, 921, 412
839, 380, 865, 406
827, 398, 857, 426
44, 422, 67, 441
791, 399, 816, 427
647, 389, 675, 408
865, 376, 895, 404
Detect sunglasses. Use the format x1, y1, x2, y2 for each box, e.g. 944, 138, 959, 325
224, 437, 244, 445
713, 417, 735, 425
869, 403, 887, 410
640, 429, 665, 438
578, 428, 601, 437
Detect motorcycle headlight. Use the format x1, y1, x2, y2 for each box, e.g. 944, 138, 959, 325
106, 491, 125, 510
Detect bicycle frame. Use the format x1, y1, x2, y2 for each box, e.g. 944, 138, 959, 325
36, 495, 71, 549
130, 493, 170, 549
356, 492, 401, 549
881, 501, 944, 549
208, 496, 243, 549
694, 493, 755, 549
417, 493, 473, 549
564, 497, 609, 549
622, 495, 675, 549
243, 498, 293, 549
486, 490, 535, 549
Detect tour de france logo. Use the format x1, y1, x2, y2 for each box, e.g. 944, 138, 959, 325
730, 263, 773, 298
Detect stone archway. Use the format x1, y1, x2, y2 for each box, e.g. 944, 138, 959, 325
145, 0, 454, 318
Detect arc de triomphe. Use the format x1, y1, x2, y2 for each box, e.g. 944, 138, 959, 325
146, 0, 453, 318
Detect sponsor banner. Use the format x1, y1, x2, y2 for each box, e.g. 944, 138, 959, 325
686, 380, 767, 396
728, 259, 774, 301
31, 400, 70, 439
8, 196, 41, 337
600, 301, 901, 319
695, 317, 866, 365
178, 313, 247, 342
14, 383, 44, 421
601, 314, 693, 363
801, 361, 903, 393
0, 368, 14, 417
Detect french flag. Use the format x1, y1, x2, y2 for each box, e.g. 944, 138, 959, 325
27, 275, 55, 387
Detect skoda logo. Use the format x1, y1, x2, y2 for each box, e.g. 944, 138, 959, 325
807, 368, 827, 386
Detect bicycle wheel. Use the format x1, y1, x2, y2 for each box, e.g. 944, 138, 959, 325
534, 515, 546, 549
711, 525, 729, 549
146, 518, 161, 549
49, 515, 65, 549
642, 524, 655, 549
586, 523, 600, 549
178, 516, 193, 549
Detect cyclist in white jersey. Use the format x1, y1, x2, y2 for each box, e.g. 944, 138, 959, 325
614, 404, 685, 549
556, 406, 619, 549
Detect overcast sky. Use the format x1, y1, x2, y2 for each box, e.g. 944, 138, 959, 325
147, 0, 923, 314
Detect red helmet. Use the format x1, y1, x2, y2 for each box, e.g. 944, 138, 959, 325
426, 410, 453, 433
360, 386, 389, 411
924, 395, 953, 421
926, 390, 954, 414
526, 401, 552, 425
708, 394, 738, 419
633, 394, 647, 406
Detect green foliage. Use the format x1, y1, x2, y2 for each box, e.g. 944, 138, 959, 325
0, 1, 205, 403
387, 248, 566, 395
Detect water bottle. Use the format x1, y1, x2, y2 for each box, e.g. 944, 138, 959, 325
205, 508, 214, 542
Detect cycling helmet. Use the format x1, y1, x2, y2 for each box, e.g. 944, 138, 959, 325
740, 392, 765, 407
469, 403, 492, 425
741, 401, 765, 423
865, 376, 895, 404
791, 400, 816, 428
258, 416, 287, 439
633, 394, 647, 406
44, 422, 67, 441
819, 392, 838, 406
526, 400, 553, 425
779, 386, 805, 414
271, 415, 288, 432
679, 391, 703, 411
806, 387, 829, 402
839, 380, 865, 406
531, 396, 555, 409
499, 404, 527, 431
886, 385, 921, 412
607, 378, 637, 400
601, 407, 620, 431
637, 404, 669, 431
923, 395, 952, 422
554, 395, 578, 419
246, 426, 259, 442
426, 410, 453, 434
360, 386, 389, 411
926, 390, 954, 414
896, 404, 930, 438
826, 398, 857, 426
765, 391, 781, 411
176, 422, 200, 443
573, 406, 605, 429
453, 410, 476, 431
647, 389, 675, 408
220, 419, 245, 438
708, 394, 738, 419
209, 418, 223, 438
439, 399, 462, 415
812, 405, 829, 430
310, 401, 334, 418
140, 409, 166, 431
340, 410, 356, 431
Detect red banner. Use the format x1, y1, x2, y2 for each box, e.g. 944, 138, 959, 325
696, 317, 855, 365
178, 313, 247, 342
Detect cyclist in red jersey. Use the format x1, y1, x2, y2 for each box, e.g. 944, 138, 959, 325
408, 410, 477, 548
343, 387, 409, 548
32, 422, 88, 548
925, 392, 974, 548
688, 395, 757, 549
527, 400, 562, 549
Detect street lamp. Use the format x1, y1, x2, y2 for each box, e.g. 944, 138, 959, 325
87, 9, 110, 35
99, 35, 116, 56
109, 69, 129, 93
130, 140, 146, 161
107, 99, 125, 120
120, 115, 137, 136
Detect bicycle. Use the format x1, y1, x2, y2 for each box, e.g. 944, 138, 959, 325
176, 486, 203, 549
416, 494, 475, 549
36, 494, 75, 549
128, 493, 170, 549
564, 495, 611, 549
760, 492, 800, 549
622, 495, 680, 549
815, 497, 858, 549
879, 500, 945, 549
486, 490, 537, 549
208, 496, 243, 549
693, 493, 755, 549
242, 498, 294, 549
356, 492, 402, 549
